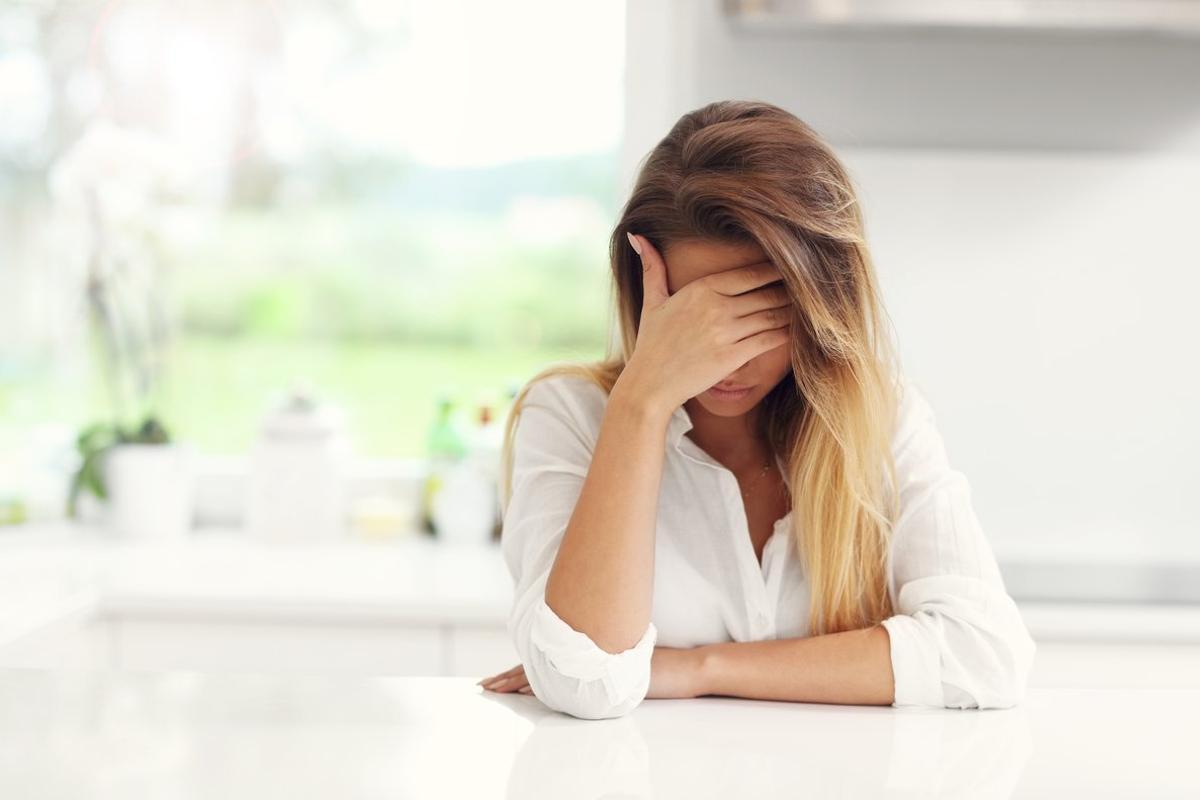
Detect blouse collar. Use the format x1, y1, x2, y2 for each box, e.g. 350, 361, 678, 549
668, 401, 790, 478
667, 403, 695, 449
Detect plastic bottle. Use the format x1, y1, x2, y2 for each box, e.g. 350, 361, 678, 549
430, 457, 495, 546
420, 395, 467, 537
469, 400, 505, 543
432, 396, 503, 546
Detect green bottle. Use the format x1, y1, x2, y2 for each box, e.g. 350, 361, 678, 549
420, 395, 467, 536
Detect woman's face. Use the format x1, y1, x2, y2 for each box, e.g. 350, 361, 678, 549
663, 237, 794, 417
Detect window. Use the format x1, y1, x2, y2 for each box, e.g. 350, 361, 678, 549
0, 0, 625, 480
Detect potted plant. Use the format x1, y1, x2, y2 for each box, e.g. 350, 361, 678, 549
53, 121, 194, 539
68, 415, 191, 539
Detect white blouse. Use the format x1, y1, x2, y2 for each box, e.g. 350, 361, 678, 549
500, 372, 1036, 720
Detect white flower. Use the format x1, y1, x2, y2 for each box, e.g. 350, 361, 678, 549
48, 118, 193, 226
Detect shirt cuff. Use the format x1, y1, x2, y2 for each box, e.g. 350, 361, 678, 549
881, 613, 946, 708
528, 596, 657, 708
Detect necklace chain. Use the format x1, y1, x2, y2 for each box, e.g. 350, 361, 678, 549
738, 458, 773, 497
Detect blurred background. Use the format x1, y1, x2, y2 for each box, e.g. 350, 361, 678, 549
1, 1, 1198, 684
0, 0, 618, 462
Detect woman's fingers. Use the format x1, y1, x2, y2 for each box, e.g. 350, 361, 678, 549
628, 232, 671, 313
728, 321, 792, 366
484, 674, 530, 692
704, 260, 782, 297
478, 664, 530, 692
477, 663, 524, 686
730, 282, 790, 316
730, 305, 792, 342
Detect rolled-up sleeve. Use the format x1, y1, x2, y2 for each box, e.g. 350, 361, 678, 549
879, 379, 1036, 710
500, 376, 657, 720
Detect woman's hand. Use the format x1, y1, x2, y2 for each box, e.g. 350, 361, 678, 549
477, 663, 533, 695
619, 231, 792, 414
476, 646, 709, 700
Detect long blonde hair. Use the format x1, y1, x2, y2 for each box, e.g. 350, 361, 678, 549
498, 100, 902, 636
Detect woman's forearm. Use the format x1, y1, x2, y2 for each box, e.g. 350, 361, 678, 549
695, 625, 896, 706
543, 371, 673, 654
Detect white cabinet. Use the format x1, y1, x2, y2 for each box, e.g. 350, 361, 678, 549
0, 524, 519, 677
108, 618, 445, 675
1, 613, 518, 678
108, 617, 517, 676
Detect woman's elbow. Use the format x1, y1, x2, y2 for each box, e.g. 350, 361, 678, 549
525, 657, 652, 720
512, 596, 657, 719
948, 625, 1037, 710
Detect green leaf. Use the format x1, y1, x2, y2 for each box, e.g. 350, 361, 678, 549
76, 422, 116, 454
66, 465, 85, 518
80, 450, 108, 501
65, 411, 178, 516
137, 415, 171, 444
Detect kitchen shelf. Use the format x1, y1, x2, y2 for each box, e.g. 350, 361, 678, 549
725, 0, 1200, 36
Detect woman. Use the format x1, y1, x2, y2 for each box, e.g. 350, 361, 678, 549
477, 99, 1035, 720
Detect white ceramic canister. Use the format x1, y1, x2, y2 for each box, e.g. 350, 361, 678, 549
245, 391, 350, 543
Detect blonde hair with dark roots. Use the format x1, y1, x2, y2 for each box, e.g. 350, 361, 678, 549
498, 99, 903, 636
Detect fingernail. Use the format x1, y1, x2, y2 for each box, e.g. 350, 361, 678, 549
626, 231, 642, 255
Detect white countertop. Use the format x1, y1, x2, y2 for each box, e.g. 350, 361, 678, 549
1, 671, 1195, 799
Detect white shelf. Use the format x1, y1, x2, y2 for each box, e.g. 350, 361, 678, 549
725, 0, 1200, 36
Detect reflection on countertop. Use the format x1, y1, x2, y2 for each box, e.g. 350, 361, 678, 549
2, 671, 1196, 798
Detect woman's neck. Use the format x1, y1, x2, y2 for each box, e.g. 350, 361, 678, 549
683, 397, 771, 472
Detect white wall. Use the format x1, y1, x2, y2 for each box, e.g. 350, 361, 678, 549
622, 1, 1200, 562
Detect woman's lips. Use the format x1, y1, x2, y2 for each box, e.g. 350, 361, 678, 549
707, 383, 753, 399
